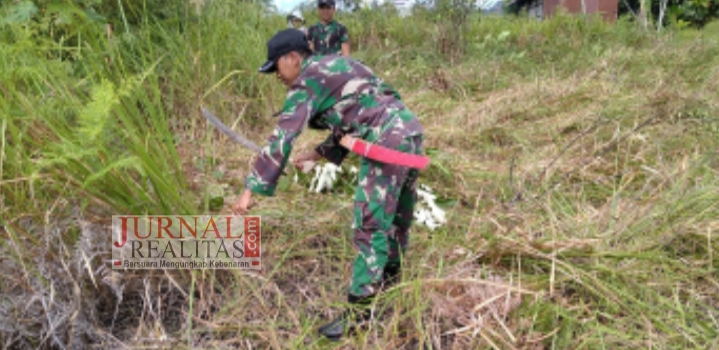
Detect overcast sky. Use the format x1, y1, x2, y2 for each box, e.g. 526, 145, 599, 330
275, 0, 305, 13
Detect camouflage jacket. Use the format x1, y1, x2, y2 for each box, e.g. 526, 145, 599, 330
245, 55, 424, 196
307, 20, 349, 55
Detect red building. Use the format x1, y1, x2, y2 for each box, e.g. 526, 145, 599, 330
509, 0, 619, 22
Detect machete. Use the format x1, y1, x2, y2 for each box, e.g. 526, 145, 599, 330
201, 106, 430, 170
202, 107, 263, 153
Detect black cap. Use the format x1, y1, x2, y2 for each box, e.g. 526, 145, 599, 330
318, 0, 336, 7
258, 29, 310, 74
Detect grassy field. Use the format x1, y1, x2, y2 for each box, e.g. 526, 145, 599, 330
2, 1, 719, 349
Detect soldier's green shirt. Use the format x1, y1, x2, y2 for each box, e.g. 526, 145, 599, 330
307, 20, 349, 55
244, 55, 424, 196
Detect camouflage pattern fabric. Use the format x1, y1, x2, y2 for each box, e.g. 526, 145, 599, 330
244, 54, 421, 195
350, 133, 422, 297
244, 54, 424, 298
307, 20, 349, 55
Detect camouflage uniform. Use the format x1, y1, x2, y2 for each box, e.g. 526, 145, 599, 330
307, 21, 349, 56
245, 55, 424, 298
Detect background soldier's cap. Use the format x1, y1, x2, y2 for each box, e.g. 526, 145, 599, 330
258, 29, 309, 74
286, 10, 305, 23
318, 0, 336, 7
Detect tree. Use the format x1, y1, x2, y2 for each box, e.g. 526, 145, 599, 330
619, 0, 719, 28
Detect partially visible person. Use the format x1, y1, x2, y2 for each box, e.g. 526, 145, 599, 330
286, 10, 308, 38
307, 0, 350, 56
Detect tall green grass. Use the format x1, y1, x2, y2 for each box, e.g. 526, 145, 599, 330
1, 0, 283, 218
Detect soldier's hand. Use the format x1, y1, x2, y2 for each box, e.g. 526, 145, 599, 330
232, 189, 255, 216
292, 150, 321, 173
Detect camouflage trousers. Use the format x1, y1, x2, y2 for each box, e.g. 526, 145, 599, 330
349, 133, 423, 298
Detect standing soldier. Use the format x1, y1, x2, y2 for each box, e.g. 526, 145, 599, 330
232, 29, 425, 340
307, 0, 351, 56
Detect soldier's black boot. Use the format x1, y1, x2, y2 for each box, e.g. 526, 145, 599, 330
382, 262, 402, 288
318, 294, 374, 341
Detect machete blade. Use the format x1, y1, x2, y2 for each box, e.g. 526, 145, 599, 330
201, 107, 263, 153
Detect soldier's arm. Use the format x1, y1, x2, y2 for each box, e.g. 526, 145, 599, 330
244, 87, 316, 196
340, 25, 350, 56
307, 26, 315, 52
315, 133, 349, 166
